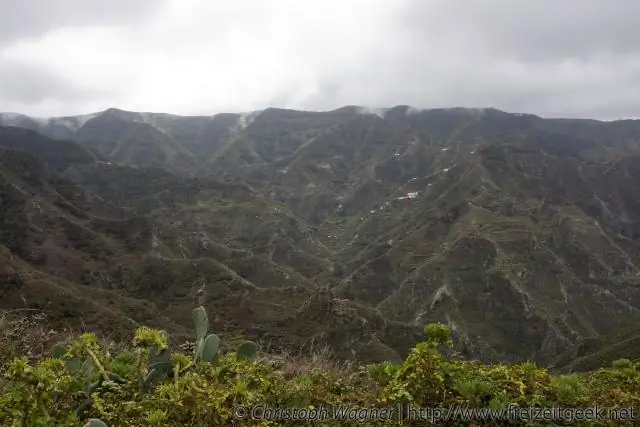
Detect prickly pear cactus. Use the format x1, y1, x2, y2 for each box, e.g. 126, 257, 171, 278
192, 306, 208, 341
201, 333, 220, 362
236, 341, 258, 361
84, 419, 108, 427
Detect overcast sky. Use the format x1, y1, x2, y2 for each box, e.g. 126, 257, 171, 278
1, 0, 639, 119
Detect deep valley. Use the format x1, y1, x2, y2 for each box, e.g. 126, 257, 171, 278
2, 105, 640, 371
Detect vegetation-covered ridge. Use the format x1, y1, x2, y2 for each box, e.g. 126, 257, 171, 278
4, 106, 640, 371
1, 307, 639, 426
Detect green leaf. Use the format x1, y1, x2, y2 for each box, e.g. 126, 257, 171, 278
86, 380, 101, 395
80, 359, 94, 379
52, 344, 67, 359
148, 361, 173, 373
107, 372, 127, 383
66, 357, 91, 377
65, 358, 82, 373
75, 398, 94, 418
149, 347, 171, 365
142, 368, 166, 389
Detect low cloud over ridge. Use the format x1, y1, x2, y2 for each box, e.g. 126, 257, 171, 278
1, 0, 639, 119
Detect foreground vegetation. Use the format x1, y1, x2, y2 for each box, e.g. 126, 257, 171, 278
1, 308, 639, 426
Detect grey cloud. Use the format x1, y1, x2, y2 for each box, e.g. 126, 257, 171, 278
0, 0, 160, 45
1, 0, 639, 119
401, 0, 640, 62
303, 0, 640, 119
0, 59, 109, 104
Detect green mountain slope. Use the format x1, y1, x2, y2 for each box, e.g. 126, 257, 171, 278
0, 133, 424, 363
2, 106, 640, 368
108, 122, 198, 173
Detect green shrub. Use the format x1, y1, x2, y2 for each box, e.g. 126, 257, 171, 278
1, 318, 639, 426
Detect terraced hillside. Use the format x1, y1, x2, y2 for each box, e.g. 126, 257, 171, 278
0, 134, 420, 363
2, 105, 640, 369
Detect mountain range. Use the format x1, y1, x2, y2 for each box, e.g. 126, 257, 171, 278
2, 105, 640, 371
